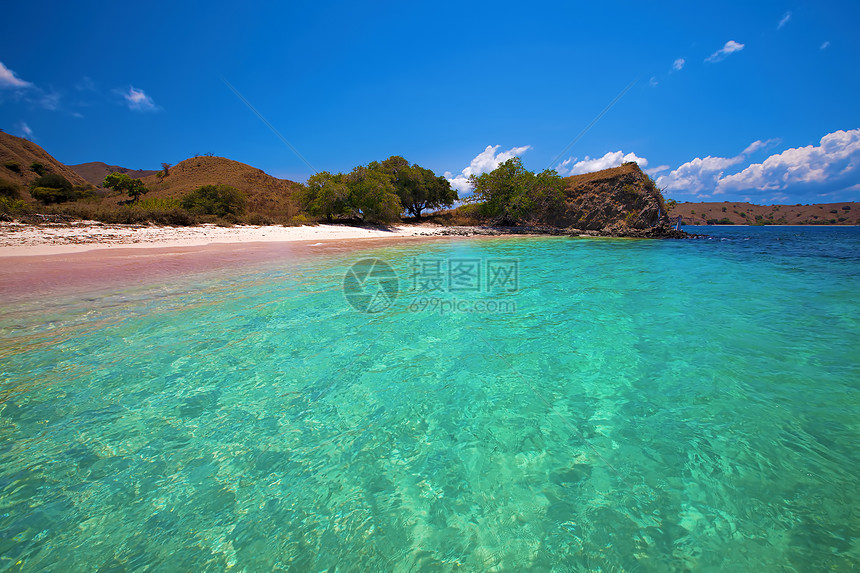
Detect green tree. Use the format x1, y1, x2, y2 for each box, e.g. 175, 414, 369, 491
103, 172, 149, 203
297, 172, 351, 222
375, 156, 457, 218
346, 166, 401, 224
181, 184, 246, 217
469, 158, 564, 224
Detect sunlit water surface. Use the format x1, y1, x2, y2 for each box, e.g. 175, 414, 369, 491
1, 227, 858, 571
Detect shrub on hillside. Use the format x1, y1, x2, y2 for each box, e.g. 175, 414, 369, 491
29, 162, 46, 175
30, 173, 77, 204
181, 184, 247, 217
0, 196, 28, 215
3, 161, 21, 173
0, 179, 20, 198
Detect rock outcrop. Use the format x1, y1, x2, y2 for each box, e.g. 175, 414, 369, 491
546, 162, 671, 234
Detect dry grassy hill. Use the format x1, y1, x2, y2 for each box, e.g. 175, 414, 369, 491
668, 201, 859, 225
70, 162, 157, 187
137, 156, 302, 219
552, 162, 667, 230
0, 131, 90, 192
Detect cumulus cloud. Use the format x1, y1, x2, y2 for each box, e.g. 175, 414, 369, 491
716, 129, 860, 195
0, 61, 32, 89
445, 144, 531, 193
121, 86, 159, 111
672, 58, 685, 71
705, 40, 744, 63
657, 154, 746, 196
556, 150, 648, 176
778, 12, 792, 29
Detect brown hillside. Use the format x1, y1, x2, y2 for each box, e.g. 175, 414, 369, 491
669, 201, 860, 226
70, 162, 157, 187
548, 162, 668, 230
0, 132, 90, 193
139, 156, 302, 218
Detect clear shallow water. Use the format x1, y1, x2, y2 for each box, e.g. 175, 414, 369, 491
1, 227, 858, 571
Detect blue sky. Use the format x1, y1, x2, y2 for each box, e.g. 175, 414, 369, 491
1, 1, 858, 204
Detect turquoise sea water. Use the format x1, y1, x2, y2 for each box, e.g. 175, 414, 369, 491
1, 226, 858, 571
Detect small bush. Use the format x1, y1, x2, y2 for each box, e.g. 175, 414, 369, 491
30, 173, 76, 204
30, 187, 72, 204
842, 205, 851, 211
3, 161, 21, 173
29, 162, 47, 176
0, 196, 28, 215
0, 179, 20, 198
181, 184, 246, 217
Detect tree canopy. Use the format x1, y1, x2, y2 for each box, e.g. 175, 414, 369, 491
373, 156, 457, 218
297, 156, 455, 223
103, 172, 149, 203
469, 158, 565, 224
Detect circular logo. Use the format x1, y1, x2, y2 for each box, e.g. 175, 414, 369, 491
343, 258, 399, 313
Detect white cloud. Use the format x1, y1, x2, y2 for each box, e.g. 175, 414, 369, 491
742, 138, 781, 155
16, 122, 34, 140
705, 40, 745, 63
557, 150, 648, 176
0, 61, 33, 89
121, 86, 159, 111
820, 41, 830, 50
672, 58, 685, 71
645, 165, 670, 177
778, 12, 792, 29
649, 76, 659, 87
445, 144, 531, 193
716, 129, 860, 194
657, 154, 747, 195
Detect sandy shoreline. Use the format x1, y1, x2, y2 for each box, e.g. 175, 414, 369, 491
0, 221, 450, 257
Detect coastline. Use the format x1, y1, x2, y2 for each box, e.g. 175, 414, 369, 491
0, 221, 451, 257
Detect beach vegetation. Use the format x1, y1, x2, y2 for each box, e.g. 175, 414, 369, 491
181, 184, 247, 217
103, 172, 149, 203
0, 195, 28, 215
469, 158, 565, 224
298, 164, 404, 224
372, 156, 457, 218
345, 165, 402, 224
298, 172, 351, 222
